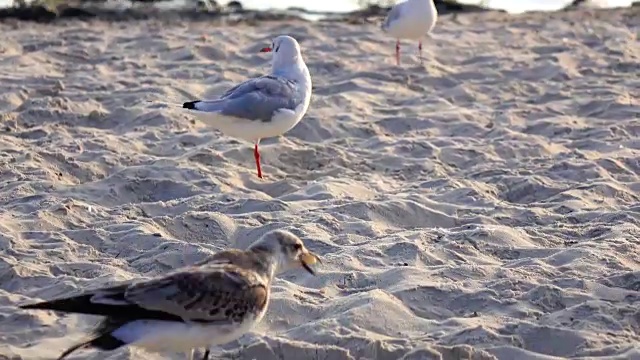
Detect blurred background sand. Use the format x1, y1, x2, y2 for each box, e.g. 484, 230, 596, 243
0, 0, 638, 14
0, 2, 639, 360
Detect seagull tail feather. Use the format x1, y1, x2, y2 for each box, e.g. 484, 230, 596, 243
182, 100, 201, 109
182, 100, 224, 113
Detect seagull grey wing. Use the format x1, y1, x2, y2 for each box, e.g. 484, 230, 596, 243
124, 266, 268, 323
382, 4, 403, 31
182, 77, 276, 113
219, 77, 258, 100
218, 75, 303, 122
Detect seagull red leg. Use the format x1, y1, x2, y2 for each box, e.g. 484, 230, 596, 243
254, 142, 263, 179
395, 40, 401, 66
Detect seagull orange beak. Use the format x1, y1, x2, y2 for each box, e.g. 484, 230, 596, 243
259, 47, 272, 53
299, 251, 321, 275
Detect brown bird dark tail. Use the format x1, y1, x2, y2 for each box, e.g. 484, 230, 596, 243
56, 338, 92, 360
56, 332, 125, 360
53, 316, 129, 359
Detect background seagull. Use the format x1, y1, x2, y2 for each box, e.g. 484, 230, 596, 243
18, 229, 321, 360
182, 35, 312, 179
381, 0, 438, 65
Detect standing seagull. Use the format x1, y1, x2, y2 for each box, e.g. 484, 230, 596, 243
182, 35, 312, 179
18, 229, 321, 360
381, 0, 438, 66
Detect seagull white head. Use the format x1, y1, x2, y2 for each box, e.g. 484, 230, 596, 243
248, 229, 321, 276
259, 35, 304, 71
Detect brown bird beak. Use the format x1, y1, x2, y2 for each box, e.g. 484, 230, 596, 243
299, 251, 321, 275
259, 47, 272, 53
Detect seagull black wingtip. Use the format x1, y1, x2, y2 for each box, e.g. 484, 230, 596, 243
19, 301, 47, 310
182, 100, 200, 109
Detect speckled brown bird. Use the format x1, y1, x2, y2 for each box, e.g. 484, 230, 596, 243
18, 229, 321, 360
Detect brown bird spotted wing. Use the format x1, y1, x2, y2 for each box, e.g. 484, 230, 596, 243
123, 265, 269, 323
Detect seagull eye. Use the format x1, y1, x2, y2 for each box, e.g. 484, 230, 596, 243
292, 243, 302, 251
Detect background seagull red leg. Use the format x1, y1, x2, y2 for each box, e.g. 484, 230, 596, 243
254, 141, 262, 179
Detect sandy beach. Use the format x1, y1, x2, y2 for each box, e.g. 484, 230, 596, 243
1, 5, 639, 360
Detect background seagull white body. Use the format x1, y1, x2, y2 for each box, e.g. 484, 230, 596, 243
18, 229, 320, 360
382, 0, 438, 65
182, 35, 312, 179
